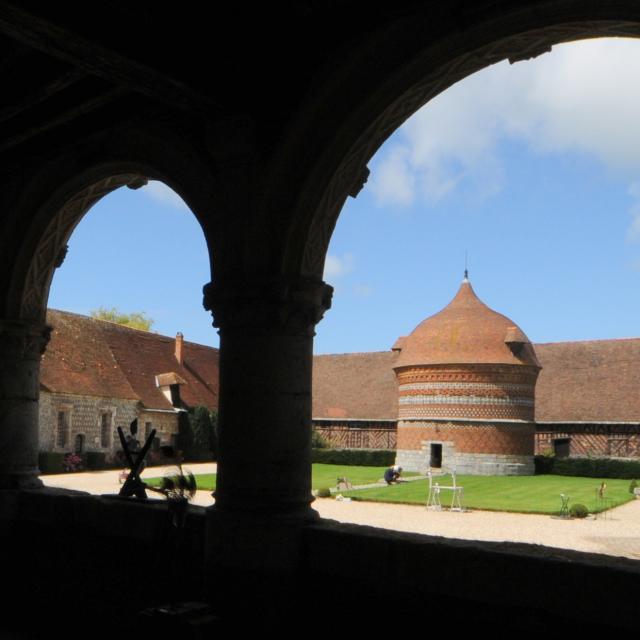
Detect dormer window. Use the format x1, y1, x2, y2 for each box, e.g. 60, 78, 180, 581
155, 372, 187, 408
169, 383, 181, 407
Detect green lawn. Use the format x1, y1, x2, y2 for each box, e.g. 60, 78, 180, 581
143, 467, 635, 514
144, 464, 407, 492
342, 474, 635, 514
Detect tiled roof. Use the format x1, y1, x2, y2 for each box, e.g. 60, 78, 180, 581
42, 310, 219, 411
535, 339, 640, 423
395, 280, 540, 369
312, 351, 399, 420
312, 339, 640, 423
43, 310, 640, 424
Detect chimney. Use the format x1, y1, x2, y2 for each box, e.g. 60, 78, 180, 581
175, 332, 184, 365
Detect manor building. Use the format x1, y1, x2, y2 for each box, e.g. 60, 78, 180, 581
42, 294, 640, 473
40, 309, 219, 461
312, 278, 640, 471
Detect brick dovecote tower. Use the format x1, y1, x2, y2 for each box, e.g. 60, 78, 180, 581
393, 275, 541, 475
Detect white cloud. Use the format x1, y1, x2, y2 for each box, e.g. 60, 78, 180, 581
369, 147, 415, 206
368, 38, 640, 214
353, 284, 374, 298
323, 253, 355, 280
142, 181, 189, 210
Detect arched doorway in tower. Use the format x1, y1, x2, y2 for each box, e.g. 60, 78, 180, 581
311, 37, 640, 558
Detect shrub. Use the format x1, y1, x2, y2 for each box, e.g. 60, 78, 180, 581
630, 479, 638, 494
570, 503, 589, 518
183, 406, 218, 461
311, 429, 330, 449
38, 452, 65, 474
85, 451, 106, 470
316, 487, 332, 498
534, 455, 640, 479
534, 454, 555, 475
311, 448, 395, 467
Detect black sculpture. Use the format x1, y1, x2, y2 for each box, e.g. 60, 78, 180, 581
117, 418, 156, 499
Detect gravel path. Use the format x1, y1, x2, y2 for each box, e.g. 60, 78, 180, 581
41, 465, 640, 561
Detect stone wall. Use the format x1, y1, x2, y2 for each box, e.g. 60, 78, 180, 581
138, 410, 179, 448
39, 391, 138, 461
396, 446, 533, 475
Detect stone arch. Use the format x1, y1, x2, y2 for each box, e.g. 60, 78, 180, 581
20, 173, 149, 321
0, 124, 230, 488
3, 126, 229, 322
275, 10, 640, 280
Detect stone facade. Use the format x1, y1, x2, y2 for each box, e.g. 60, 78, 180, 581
39, 391, 185, 462
139, 409, 181, 447
38, 391, 182, 462
40, 391, 139, 461
38, 310, 219, 464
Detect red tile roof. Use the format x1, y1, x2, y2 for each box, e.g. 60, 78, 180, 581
535, 339, 640, 423
42, 310, 219, 411
43, 311, 640, 424
313, 351, 399, 420
312, 339, 640, 423
395, 280, 540, 369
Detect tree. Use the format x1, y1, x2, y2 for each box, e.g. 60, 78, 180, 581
184, 406, 218, 461
90, 307, 154, 331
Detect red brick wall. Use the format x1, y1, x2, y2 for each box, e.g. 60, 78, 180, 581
396, 364, 539, 422
398, 421, 535, 455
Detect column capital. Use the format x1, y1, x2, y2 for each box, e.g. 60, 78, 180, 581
0, 319, 51, 361
203, 277, 333, 336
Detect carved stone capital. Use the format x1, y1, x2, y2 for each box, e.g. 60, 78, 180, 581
0, 319, 51, 361
348, 165, 370, 198
203, 277, 333, 335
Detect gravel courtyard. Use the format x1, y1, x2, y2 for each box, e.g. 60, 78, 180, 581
41, 463, 640, 561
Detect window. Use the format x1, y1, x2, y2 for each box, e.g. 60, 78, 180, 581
100, 411, 112, 448
74, 434, 85, 454
56, 410, 70, 448
553, 438, 571, 458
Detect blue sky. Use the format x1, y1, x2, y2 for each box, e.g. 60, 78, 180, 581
49, 38, 640, 354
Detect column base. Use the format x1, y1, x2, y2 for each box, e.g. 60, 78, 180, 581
0, 469, 43, 490
204, 504, 318, 619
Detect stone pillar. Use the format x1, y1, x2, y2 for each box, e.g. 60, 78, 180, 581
0, 319, 51, 489
202, 277, 332, 615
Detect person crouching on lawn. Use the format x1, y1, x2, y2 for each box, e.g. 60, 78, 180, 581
384, 465, 403, 485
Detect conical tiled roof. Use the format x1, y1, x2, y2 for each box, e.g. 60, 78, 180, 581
394, 278, 540, 369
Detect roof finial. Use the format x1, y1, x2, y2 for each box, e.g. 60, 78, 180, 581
463, 251, 469, 282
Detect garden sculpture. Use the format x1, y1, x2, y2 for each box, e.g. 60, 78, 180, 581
118, 418, 156, 499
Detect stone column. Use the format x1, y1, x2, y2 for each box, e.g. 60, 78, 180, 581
204, 276, 332, 517
0, 319, 51, 489
202, 277, 332, 613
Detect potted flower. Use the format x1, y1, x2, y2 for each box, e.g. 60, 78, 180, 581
148, 464, 197, 528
